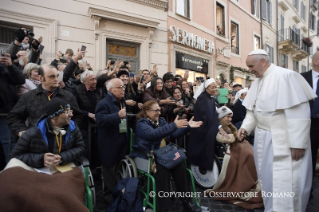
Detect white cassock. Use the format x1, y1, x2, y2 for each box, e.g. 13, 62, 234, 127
241, 64, 317, 212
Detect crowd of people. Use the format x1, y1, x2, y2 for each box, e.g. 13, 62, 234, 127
0, 28, 318, 212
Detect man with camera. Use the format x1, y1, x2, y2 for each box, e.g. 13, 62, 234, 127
0, 52, 25, 166
6, 28, 41, 66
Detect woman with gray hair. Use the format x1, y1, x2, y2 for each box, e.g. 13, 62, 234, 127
17, 63, 41, 97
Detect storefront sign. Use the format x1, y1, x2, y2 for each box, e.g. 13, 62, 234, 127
169, 25, 214, 54
176, 52, 208, 73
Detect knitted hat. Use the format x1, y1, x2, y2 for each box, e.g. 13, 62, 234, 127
45, 98, 70, 119
217, 106, 233, 119
117, 70, 129, 78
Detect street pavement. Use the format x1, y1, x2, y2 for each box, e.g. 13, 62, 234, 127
93, 174, 319, 212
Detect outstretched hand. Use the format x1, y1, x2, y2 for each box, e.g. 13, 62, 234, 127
174, 115, 189, 128
188, 116, 202, 128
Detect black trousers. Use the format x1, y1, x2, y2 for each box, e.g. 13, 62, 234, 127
310, 118, 319, 179
154, 162, 191, 210
103, 163, 118, 201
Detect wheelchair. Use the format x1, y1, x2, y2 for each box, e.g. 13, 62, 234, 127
115, 128, 210, 212
77, 155, 96, 212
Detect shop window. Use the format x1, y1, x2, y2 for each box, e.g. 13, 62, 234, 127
251, 0, 260, 18
254, 35, 260, 50
216, 3, 225, 37
176, 0, 190, 18
231, 22, 239, 54
293, 60, 299, 72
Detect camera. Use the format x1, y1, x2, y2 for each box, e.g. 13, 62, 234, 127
174, 77, 179, 82
26, 29, 34, 37
110, 60, 115, 65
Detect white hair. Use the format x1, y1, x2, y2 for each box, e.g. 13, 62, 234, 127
254, 54, 270, 64
106, 80, 114, 91
80, 70, 96, 83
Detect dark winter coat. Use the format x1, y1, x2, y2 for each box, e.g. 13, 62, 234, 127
95, 93, 128, 167
232, 99, 246, 129
7, 84, 83, 137
75, 83, 102, 130
187, 91, 219, 170
10, 117, 85, 168
131, 118, 189, 159
0, 63, 25, 113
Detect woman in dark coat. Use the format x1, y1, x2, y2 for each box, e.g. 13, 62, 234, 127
188, 78, 219, 170
131, 100, 202, 212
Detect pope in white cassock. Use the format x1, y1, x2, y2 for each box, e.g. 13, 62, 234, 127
238, 49, 317, 212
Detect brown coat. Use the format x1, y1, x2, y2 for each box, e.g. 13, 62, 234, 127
206, 140, 264, 210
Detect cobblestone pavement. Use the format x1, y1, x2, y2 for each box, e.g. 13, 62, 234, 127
93, 174, 319, 212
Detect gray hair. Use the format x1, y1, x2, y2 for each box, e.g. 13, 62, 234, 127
80, 70, 96, 83
106, 80, 113, 91
254, 54, 270, 64
23, 63, 40, 78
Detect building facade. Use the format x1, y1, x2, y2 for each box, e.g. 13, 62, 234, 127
0, 0, 169, 75
167, 0, 258, 86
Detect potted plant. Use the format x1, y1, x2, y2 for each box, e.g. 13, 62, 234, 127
302, 37, 313, 47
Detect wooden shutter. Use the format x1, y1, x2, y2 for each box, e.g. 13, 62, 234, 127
269, 1, 272, 25
285, 55, 288, 68
296, 0, 299, 11
251, 0, 255, 14
262, 0, 266, 20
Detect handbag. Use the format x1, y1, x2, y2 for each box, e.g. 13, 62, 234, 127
152, 142, 186, 170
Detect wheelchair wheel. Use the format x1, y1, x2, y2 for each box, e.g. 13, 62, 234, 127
116, 155, 138, 181
191, 154, 221, 189
79, 165, 96, 209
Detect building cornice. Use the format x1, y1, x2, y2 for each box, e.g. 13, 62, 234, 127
88, 7, 160, 29
126, 0, 168, 10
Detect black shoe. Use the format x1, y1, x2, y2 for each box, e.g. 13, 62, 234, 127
182, 199, 201, 212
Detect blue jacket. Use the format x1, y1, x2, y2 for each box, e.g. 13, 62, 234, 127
131, 117, 189, 158
10, 116, 85, 168
96, 93, 128, 167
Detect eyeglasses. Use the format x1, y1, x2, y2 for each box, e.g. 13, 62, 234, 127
63, 110, 73, 115
157, 82, 163, 85
148, 109, 161, 113
114, 85, 126, 89
165, 80, 173, 84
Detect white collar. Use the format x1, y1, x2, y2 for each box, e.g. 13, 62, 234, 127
312, 70, 319, 78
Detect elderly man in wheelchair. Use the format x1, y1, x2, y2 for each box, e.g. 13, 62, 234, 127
127, 100, 203, 212
0, 98, 94, 212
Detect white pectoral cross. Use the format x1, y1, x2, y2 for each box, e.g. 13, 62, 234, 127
252, 77, 265, 113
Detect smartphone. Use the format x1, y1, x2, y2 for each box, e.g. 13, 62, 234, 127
110, 60, 115, 65
81, 45, 86, 51
139, 74, 144, 83
38, 45, 44, 53
0, 49, 6, 56
129, 73, 135, 77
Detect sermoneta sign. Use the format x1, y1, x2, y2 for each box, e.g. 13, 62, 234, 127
169, 25, 214, 54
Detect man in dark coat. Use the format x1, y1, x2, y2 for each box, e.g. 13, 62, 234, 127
188, 79, 219, 170
0, 54, 25, 166
301, 51, 319, 184
95, 78, 128, 204
7, 64, 82, 138
10, 98, 85, 168
75, 70, 102, 168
